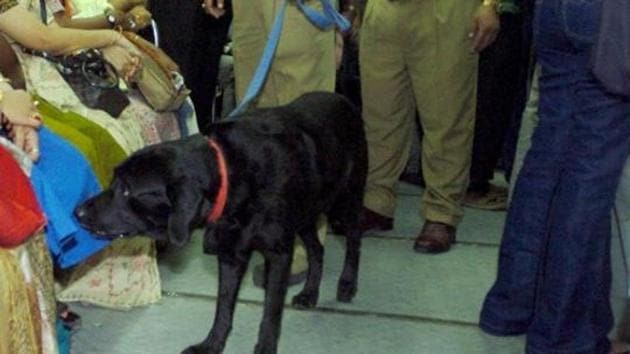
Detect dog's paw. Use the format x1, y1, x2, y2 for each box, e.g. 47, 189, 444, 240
291, 291, 319, 309
254, 342, 277, 354
336, 280, 357, 303
181, 346, 202, 354
182, 343, 223, 354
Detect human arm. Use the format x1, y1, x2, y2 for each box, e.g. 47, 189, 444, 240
53, 5, 152, 31
202, 0, 226, 19
0, 4, 129, 55
53, 10, 113, 30
0, 4, 142, 79
0, 80, 41, 161
470, 0, 501, 53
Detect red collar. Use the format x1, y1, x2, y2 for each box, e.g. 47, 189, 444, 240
207, 138, 228, 223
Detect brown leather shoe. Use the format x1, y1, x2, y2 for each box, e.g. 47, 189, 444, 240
413, 221, 456, 253
359, 207, 393, 233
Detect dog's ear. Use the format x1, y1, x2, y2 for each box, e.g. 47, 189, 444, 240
166, 180, 203, 247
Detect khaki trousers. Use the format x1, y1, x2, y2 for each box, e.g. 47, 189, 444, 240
360, 0, 479, 226
232, 0, 336, 106
231, 0, 336, 263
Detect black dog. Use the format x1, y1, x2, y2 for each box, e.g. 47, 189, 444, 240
75, 92, 367, 354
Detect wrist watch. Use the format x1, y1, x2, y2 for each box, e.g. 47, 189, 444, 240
125, 16, 137, 30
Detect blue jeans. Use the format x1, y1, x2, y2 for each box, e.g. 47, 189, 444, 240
479, 0, 630, 353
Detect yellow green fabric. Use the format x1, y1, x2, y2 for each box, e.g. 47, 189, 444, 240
36, 96, 127, 186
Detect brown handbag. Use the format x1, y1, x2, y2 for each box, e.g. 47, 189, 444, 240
122, 32, 191, 111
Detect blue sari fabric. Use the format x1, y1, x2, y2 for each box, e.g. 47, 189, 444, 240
29, 127, 110, 268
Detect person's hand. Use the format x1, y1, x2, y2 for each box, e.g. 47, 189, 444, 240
469, 3, 500, 53
202, 0, 226, 19
121, 5, 152, 31
0, 90, 41, 161
1, 90, 41, 128
9, 124, 40, 161
112, 34, 142, 57
101, 43, 142, 82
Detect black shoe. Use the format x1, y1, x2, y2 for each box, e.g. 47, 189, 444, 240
330, 207, 394, 235
359, 207, 394, 233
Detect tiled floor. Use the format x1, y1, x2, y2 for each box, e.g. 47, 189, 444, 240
71, 182, 630, 354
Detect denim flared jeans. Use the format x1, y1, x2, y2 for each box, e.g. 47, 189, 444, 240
479, 0, 630, 353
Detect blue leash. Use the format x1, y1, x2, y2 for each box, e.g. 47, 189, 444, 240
296, 0, 351, 31
227, 0, 350, 119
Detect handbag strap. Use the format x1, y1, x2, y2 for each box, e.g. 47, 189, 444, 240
39, 0, 47, 24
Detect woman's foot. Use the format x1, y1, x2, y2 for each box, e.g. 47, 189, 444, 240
610, 340, 630, 354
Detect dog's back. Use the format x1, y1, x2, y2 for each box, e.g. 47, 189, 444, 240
211, 91, 367, 230
238, 91, 364, 156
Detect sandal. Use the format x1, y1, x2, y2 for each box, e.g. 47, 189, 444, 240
463, 184, 508, 211
611, 340, 630, 354
57, 302, 82, 333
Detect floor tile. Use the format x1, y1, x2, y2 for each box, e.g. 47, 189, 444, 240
158, 233, 500, 324
72, 294, 526, 354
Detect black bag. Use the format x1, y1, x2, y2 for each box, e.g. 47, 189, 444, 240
33, 0, 130, 117
27, 48, 131, 117
592, 0, 630, 97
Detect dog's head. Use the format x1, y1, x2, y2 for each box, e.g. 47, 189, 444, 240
75, 138, 209, 247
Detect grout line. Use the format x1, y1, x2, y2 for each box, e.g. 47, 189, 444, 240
396, 192, 423, 197
161, 290, 479, 329
333, 233, 500, 249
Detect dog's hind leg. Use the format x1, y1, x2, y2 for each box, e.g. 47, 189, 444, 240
327, 199, 362, 303
331, 162, 366, 303
255, 248, 292, 354
182, 254, 249, 354
291, 222, 323, 309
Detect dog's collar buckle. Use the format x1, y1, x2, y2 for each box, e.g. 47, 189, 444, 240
207, 138, 228, 223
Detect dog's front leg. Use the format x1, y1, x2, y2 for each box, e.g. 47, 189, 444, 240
254, 252, 292, 354
182, 255, 249, 354
337, 228, 362, 302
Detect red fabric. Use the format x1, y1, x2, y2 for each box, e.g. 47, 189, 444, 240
0, 147, 45, 248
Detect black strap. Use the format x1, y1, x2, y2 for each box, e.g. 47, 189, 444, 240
39, 0, 47, 24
